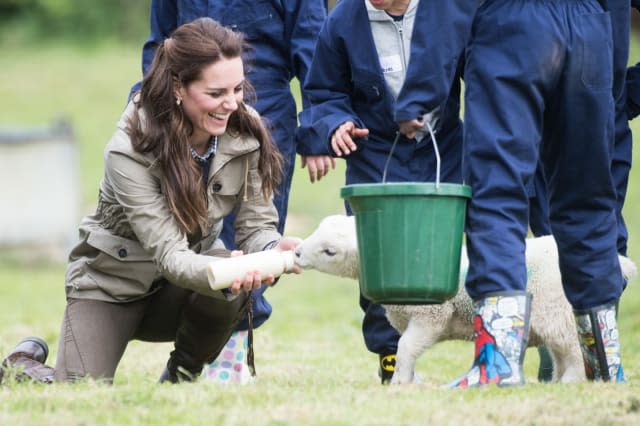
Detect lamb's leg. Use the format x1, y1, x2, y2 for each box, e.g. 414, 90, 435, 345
550, 341, 586, 384
536, 316, 585, 384
391, 319, 441, 385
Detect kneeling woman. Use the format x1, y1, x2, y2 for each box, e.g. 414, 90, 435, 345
1, 17, 300, 384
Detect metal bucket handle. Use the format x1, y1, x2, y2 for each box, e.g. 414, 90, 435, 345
382, 120, 440, 187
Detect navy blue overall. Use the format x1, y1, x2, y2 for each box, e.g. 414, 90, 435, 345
297, 0, 463, 355
627, 1, 640, 120
625, 39, 639, 262
394, 0, 478, 123
527, 0, 631, 257
133, 0, 326, 328
463, 0, 624, 309
605, 0, 632, 256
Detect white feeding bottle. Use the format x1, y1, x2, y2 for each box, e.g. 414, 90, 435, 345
207, 249, 296, 290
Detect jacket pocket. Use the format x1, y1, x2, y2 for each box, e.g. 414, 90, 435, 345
84, 231, 160, 301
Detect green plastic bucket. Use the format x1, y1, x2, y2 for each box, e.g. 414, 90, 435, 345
341, 182, 471, 304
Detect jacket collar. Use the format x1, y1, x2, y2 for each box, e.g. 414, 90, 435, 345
114, 101, 260, 178
144, 132, 259, 181
209, 131, 259, 179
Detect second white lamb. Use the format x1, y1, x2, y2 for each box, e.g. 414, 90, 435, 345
294, 215, 637, 384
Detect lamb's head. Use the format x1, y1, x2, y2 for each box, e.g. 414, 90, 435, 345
294, 215, 359, 280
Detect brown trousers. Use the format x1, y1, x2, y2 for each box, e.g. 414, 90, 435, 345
54, 280, 248, 383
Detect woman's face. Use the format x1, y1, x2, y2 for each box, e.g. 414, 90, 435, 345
178, 56, 244, 147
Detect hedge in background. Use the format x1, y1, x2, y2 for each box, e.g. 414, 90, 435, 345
0, 0, 149, 43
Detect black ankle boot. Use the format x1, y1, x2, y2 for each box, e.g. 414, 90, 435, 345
158, 350, 202, 384
0, 337, 55, 384
158, 291, 250, 384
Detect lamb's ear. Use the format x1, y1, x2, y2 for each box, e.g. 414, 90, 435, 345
345, 216, 358, 255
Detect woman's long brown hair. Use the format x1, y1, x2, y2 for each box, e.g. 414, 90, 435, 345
127, 17, 283, 235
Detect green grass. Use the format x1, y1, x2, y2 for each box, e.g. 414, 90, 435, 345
1, 41, 640, 425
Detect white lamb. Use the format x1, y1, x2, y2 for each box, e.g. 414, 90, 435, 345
294, 215, 638, 385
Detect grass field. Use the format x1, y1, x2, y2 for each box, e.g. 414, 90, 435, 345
1, 40, 640, 425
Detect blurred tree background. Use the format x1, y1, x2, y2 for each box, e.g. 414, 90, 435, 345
0, 0, 634, 44
0, 0, 638, 217
0, 0, 149, 44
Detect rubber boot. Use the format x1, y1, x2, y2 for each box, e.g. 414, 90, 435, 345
378, 353, 396, 385
537, 346, 554, 383
0, 337, 55, 385
574, 301, 624, 382
449, 291, 532, 388
203, 330, 253, 384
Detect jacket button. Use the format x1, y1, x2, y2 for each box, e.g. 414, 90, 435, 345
118, 248, 128, 258
212, 183, 222, 192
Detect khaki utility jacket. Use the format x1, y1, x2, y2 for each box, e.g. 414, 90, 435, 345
64, 102, 281, 302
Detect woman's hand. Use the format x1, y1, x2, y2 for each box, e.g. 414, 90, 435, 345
330, 121, 369, 156
275, 237, 302, 274
226, 239, 301, 294
228, 250, 276, 294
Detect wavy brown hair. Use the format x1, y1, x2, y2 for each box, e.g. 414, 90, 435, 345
127, 17, 283, 234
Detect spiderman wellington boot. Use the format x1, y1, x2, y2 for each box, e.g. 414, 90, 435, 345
449, 291, 532, 388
